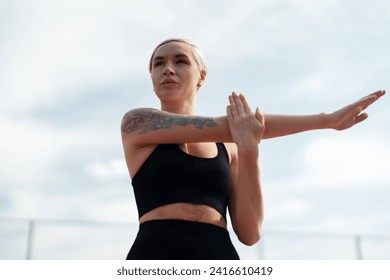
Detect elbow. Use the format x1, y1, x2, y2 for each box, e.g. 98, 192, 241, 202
239, 231, 261, 246
233, 212, 264, 246
234, 216, 263, 246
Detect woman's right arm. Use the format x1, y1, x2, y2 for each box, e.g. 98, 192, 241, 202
121, 108, 233, 146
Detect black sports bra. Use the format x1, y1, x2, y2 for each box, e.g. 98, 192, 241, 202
131, 143, 231, 220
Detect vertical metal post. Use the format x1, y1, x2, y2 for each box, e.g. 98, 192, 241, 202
355, 235, 363, 260
257, 232, 265, 260
26, 220, 35, 260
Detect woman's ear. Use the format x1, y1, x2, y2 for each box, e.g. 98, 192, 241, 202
197, 70, 207, 88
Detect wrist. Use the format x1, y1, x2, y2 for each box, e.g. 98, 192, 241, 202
237, 144, 259, 159
318, 112, 333, 129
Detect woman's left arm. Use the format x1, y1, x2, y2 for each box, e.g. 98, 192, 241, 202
262, 89, 386, 139
227, 93, 265, 246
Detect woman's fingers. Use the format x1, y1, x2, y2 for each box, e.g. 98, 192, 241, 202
233, 92, 246, 115
228, 92, 238, 117
255, 107, 265, 126
240, 93, 253, 114
348, 89, 385, 113
355, 112, 369, 125
357, 95, 377, 109
226, 105, 233, 120
369, 89, 386, 99
358, 89, 386, 109
229, 92, 253, 118
227, 92, 265, 145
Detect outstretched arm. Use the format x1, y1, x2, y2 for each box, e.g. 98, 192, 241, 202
262, 90, 386, 139
121, 90, 385, 146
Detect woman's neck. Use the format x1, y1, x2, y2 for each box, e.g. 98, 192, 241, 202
160, 99, 196, 115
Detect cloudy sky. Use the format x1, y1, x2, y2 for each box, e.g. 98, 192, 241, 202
0, 0, 389, 258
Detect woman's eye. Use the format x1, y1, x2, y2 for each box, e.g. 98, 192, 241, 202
154, 61, 164, 67
177, 59, 187, 64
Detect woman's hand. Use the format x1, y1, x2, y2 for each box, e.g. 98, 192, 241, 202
329, 90, 386, 131
226, 92, 265, 149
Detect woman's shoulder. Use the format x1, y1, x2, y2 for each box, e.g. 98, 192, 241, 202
121, 107, 161, 134
122, 107, 159, 117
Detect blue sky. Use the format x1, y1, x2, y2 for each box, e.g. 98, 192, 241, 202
0, 0, 389, 254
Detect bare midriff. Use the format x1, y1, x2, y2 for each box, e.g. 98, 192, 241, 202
139, 203, 227, 228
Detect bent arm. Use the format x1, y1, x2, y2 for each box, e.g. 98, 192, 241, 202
226, 93, 265, 246
228, 146, 263, 246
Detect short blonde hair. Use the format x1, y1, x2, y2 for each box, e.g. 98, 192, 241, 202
148, 38, 207, 73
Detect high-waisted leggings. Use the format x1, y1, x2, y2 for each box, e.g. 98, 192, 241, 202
126, 219, 240, 260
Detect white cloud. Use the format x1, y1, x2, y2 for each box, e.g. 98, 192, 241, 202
301, 135, 390, 188
0, 116, 91, 188
0, 117, 64, 187
0, 0, 164, 115
267, 134, 390, 192
2, 184, 137, 223
266, 198, 312, 221
85, 159, 128, 180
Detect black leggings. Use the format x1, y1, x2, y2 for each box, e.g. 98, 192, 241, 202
126, 219, 240, 260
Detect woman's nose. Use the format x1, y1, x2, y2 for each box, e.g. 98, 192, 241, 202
163, 65, 175, 75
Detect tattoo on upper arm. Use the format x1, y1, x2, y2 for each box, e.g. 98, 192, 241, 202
121, 109, 217, 133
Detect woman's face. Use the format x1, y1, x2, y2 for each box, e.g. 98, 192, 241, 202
150, 41, 205, 102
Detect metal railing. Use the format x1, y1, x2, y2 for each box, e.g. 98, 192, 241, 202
1, 217, 389, 260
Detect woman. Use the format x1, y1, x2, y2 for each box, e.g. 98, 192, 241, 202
121, 38, 385, 260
